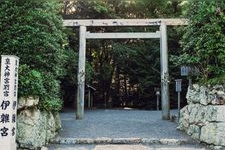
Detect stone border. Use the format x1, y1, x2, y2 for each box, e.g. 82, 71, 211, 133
50, 137, 195, 146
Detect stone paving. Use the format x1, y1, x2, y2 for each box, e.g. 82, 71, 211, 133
48, 109, 209, 150
47, 144, 208, 150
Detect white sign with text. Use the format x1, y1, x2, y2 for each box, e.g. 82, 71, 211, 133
0, 55, 19, 150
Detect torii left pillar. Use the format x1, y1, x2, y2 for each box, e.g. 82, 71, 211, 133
160, 23, 170, 120
76, 26, 86, 119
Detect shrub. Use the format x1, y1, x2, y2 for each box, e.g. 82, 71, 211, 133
175, 1, 225, 85
0, 1, 68, 111
18, 64, 45, 97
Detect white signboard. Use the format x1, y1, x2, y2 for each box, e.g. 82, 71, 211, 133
180, 66, 189, 76
181, 66, 199, 76
175, 79, 182, 92
0, 55, 19, 150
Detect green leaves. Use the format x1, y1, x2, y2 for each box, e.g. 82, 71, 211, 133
19, 64, 45, 97
112, 40, 161, 92
61, 0, 186, 107
0, 1, 67, 111
177, 1, 225, 85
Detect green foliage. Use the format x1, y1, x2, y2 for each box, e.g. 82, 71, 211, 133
0, 1, 68, 111
62, 0, 185, 108
112, 40, 161, 92
39, 97, 63, 112
18, 64, 45, 97
176, 1, 225, 85
0, 1, 67, 78
63, 46, 94, 84
19, 65, 63, 111
39, 73, 63, 111
62, 0, 183, 19
86, 62, 95, 84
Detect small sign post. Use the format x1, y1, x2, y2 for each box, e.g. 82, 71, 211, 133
180, 66, 189, 76
175, 79, 182, 120
181, 66, 192, 87
154, 87, 160, 110
156, 91, 160, 110
0, 55, 19, 150
181, 66, 199, 88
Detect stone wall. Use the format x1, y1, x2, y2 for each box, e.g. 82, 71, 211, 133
17, 96, 61, 149
178, 84, 225, 147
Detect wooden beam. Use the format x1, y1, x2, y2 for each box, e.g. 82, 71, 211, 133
63, 19, 188, 27
85, 31, 160, 39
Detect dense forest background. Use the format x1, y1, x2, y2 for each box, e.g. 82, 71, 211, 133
61, 0, 187, 109
2, 1, 223, 111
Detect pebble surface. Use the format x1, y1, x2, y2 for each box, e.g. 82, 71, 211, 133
58, 109, 189, 139
47, 109, 209, 150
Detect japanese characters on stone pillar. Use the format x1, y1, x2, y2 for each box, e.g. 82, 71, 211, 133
0, 55, 19, 150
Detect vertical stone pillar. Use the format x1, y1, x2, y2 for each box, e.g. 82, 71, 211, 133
160, 23, 170, 120
0, 55, 19, 150
76, 26, 86, 119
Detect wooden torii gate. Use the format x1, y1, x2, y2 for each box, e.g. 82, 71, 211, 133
63, 19, 188, 120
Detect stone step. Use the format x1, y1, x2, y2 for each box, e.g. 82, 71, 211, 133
47, 144, 208, 150
50, 137, 197, 146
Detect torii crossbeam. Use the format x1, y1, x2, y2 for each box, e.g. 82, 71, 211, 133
63, 19, 188, 120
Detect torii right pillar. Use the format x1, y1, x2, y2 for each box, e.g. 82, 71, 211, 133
160, 22, 170, 120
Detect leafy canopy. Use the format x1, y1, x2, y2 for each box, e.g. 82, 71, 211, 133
0, 1, 68, 111
176, 1, 225, 85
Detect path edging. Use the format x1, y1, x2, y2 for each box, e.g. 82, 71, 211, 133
50, 137, 196, 146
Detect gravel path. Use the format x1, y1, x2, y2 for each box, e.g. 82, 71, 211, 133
58, 109, 190, 139
47, 109, 209, 150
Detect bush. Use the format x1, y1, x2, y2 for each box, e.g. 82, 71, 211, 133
19, 65, 63, 111
0, 1, 67, 111
18, 64, 45, 97
175, 1, 225, 85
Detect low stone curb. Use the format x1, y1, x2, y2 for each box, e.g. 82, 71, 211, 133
50, 137, 196, 146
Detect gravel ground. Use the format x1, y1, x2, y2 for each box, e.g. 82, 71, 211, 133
58, 109, 190, 139
47, 109, 209, 150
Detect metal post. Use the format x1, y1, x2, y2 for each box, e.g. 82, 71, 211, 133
188, 77, 192, 89
175, 79, 182, 121
91, 94, 93, 108
160, 22, 170, 120
104, 92, 107, 109
76, 26, 86, 119
88, 90, 91, 109
178, 91, 181, 120
156, 91, 160, 111
157, 95, 159, 110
